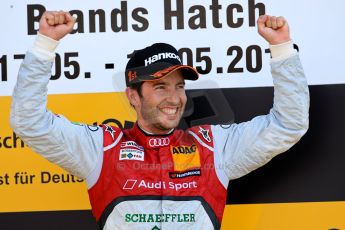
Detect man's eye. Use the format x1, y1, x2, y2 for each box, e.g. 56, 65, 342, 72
155, 86, 165, 90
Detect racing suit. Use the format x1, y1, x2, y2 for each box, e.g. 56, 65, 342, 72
10, 34, 309, 230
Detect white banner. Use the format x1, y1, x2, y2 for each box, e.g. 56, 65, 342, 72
1, 0, 344, 96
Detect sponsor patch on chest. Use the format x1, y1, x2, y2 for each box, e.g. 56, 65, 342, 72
169, 169, 201, 179
119, 141, 144, 161
170, 144, 201, 171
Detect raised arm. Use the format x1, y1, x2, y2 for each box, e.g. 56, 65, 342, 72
212, 15, 309, 180
10, 11, 103, 180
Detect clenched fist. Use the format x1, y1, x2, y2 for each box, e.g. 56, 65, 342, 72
257, 15, 291, 45
39, 11, 75, 41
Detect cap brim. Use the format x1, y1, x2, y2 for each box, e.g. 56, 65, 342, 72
146, 65, 199, 82
126, 62, 199, 86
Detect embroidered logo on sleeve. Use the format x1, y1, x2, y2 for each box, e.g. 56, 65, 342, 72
198, 127, 211, 142
105, 125, 116, 140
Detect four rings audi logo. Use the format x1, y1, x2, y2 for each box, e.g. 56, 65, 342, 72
148, 137, 170, 147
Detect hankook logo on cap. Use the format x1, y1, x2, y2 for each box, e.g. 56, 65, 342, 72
148, 137, 170, 147
144, 52, 181, 66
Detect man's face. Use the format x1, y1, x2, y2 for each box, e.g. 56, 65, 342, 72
129, 70, 187, 134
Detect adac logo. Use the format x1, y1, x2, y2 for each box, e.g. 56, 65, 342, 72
170, 144, 200, 172
171, 145, 197, 154
128, 71, 137, 82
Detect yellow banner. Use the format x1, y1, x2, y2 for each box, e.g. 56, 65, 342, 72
222, 202, 345, 230
1, 93, 345, 230
0, 92, 135, 212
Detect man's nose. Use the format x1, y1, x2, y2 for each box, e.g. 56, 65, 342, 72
165, 89, 180, 104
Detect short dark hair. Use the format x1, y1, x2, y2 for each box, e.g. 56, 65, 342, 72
129, 82, 144, 98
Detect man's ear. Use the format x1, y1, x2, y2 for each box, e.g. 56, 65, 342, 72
126, 87, 139, 108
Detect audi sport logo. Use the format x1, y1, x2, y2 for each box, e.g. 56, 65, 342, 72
123, 179, 138, 190
148, 137, 170, 147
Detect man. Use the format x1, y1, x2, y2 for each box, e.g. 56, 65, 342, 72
10, 11, 309, 230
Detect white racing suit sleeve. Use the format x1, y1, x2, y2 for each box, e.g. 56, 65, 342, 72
10, 34, 103, 180
212, 42, 309, 181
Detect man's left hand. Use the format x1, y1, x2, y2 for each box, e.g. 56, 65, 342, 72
257, 15, 291, 45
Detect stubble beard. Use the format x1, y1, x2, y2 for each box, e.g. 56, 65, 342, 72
140, 99, 185, 132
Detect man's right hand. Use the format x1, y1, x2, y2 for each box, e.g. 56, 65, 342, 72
39, 11, 75, 41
